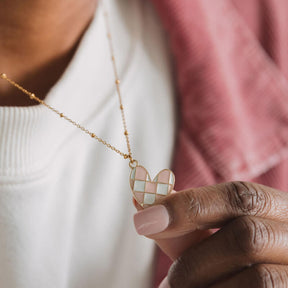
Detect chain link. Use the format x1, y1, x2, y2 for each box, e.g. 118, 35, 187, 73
0, 1, 137, 166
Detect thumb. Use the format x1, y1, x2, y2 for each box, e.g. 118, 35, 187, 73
133, 194, 215, 260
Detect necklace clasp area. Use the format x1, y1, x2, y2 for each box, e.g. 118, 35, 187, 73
127, 155, 138, 169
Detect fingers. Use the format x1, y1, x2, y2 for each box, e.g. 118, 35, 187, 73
209, 264, 288, 288
133, 193, 214, 260
133, 191, 215, 260
134, 181, 288, 238
166, 216, 288, 288
155, 230, 213, 260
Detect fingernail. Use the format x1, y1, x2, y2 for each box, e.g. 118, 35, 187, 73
133, 205, 170, 235
159, 277, 170, 288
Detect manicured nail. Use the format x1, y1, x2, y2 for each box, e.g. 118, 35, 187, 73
159, 277, 170, 288
133, 205, 170, 235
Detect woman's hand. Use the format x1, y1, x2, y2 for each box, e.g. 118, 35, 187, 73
133, 181, 288, 287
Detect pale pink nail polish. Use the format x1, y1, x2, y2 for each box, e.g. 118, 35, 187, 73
133, 205, 170, 235
159, 277, 170, 288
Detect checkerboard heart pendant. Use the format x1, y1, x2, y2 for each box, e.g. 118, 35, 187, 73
129, 166, 175, 208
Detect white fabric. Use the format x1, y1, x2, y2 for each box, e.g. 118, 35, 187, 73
0, 0, 175, 287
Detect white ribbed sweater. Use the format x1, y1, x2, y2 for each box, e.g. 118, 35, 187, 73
0, 0, 175, 287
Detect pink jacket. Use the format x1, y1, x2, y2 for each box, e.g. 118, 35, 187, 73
151, 0, 288, 286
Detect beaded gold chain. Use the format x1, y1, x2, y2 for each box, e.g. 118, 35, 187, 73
0, 0, 137, 168
0, 0, 176, 208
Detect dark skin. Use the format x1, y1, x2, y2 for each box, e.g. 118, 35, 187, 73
0, 0, 97, 106
135, 182, 288, 287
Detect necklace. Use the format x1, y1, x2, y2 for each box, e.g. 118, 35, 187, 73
0, 0, 175, 208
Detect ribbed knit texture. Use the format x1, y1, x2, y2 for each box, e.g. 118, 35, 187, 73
152, 0, 288, 286
0, 1, 176, 287
0, 0, 135, 179
0, 106, 44, 176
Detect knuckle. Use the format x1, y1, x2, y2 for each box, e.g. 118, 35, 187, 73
168, 255, 193, 288
253, 265, 274, 288
230, 217, 271, 257
180, 190, 202, 224
225, 181, 270, 215
252, 264, 288, 288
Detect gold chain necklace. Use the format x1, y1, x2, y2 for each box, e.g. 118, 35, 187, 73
0, 0, 175, 208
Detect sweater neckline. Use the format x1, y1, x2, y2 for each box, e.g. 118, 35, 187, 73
0, 0, 142, 178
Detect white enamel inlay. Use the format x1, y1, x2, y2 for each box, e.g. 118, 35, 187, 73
169, 173, 175, 185
133, 180, 145, 192
144, 193, 156, 205
157, 183, 169, 195
131, 168, 136, 180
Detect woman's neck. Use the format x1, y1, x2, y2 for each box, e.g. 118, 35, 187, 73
0, 0, 98, 106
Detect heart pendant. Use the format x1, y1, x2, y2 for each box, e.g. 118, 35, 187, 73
129, 166, 175, 208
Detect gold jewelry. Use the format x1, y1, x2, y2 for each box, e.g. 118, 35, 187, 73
0, 0, 175, 207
